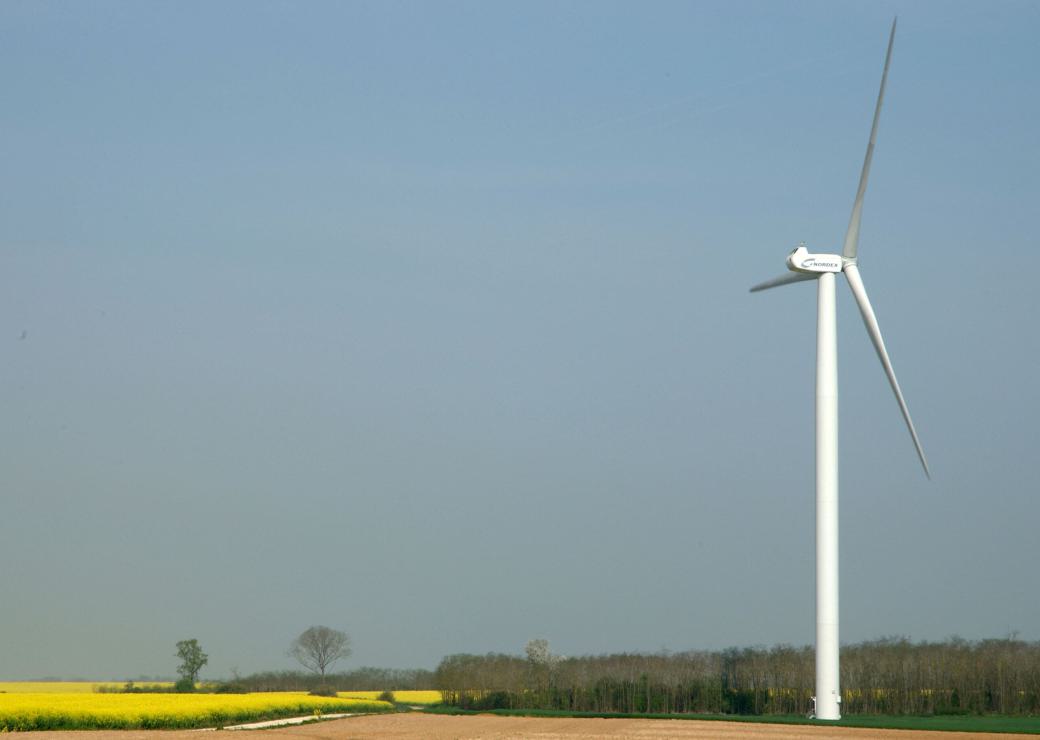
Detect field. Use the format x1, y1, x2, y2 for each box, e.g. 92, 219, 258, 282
0, 683, 171, 694
0, 691, 390, 731
427, 707, 1040, 735
4, 683, 1035, 735
292, 713, 1039, 738
337, 689, 442, 705
11, 713, 1037, 739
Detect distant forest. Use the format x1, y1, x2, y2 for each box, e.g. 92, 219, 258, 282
167, 636, 1040, 717
433, 637, 1040, 716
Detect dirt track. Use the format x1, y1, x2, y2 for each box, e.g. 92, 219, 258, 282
19, 713, 1025, 739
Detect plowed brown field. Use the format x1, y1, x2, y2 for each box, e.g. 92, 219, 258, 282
16, 713, 1024, 739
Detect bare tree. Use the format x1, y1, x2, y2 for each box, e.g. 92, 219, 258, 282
290, 626, 352, 685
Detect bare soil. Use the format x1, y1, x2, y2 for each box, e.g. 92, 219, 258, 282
18, 713, 1024, 740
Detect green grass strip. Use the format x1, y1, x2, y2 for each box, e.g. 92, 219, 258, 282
424, 706, 1040, 734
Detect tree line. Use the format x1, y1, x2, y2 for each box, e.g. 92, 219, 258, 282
435, 637, 1040, 716
231, 667, 436, 692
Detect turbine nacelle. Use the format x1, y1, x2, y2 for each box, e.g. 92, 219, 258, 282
787, 245, 843, 274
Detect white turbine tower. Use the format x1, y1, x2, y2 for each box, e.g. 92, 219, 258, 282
750, 18, 930, 721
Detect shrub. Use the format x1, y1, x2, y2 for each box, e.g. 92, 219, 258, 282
174, 678, 196, 693
212, 681, 248, 694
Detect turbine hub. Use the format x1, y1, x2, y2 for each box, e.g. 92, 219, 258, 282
787, 246, 842, 274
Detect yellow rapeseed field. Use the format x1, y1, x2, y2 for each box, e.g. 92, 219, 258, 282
0, 692, 390, 731
338, 690, 442, 705
0, 682, 170, 693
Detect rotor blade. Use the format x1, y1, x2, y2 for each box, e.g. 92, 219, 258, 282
844, 264, 930, 477
749, 271, 818, 293
842, 17, 897, 261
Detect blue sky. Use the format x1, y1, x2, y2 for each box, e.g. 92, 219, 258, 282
1, 1, 1037, 678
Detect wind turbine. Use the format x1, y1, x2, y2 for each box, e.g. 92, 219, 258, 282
750, 18, 929, 721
